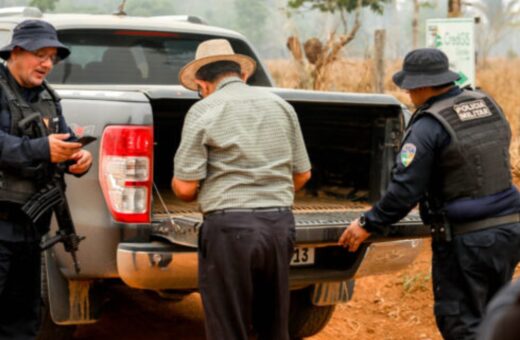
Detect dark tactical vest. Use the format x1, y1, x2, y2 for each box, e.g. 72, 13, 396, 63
410, 89, 512, 205
0, 66, 61, 204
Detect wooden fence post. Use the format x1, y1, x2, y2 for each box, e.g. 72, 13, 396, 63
373, 29, 386, 93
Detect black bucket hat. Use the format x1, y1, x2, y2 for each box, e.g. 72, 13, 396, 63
0, 19, 70, 62
392, 48, 460, 90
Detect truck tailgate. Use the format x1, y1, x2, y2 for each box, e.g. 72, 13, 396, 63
152, 202, 429, 247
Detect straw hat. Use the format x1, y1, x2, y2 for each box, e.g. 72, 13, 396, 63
179, 39, 256, 91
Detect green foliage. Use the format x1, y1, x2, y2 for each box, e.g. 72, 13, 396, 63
233, 0, 269, 45
125, 0, 175, 16
419, 0, 436, 10
30, 0, 59, 11
288, 0, 390, 15
402, 272, 431, 293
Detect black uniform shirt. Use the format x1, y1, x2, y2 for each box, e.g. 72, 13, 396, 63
364, 87, 520, 233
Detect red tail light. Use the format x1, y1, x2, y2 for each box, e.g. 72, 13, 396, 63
99, 126, 153, 223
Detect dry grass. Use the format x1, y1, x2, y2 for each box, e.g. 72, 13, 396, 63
266, 58, 520, 185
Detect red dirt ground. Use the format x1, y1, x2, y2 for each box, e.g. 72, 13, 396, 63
72, 240, 454, 340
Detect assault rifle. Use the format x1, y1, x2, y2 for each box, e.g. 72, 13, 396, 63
18, 113, 85, 274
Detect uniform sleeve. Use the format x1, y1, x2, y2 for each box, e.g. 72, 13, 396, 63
289, 108, 311, 173
173, 108, 208, 181
363, 115, 450, 234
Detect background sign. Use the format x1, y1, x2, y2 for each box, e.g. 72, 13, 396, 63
426, 18, 475, 88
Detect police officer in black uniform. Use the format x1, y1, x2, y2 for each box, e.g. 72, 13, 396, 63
0, 20, 92, 339
339, 48, 520, 340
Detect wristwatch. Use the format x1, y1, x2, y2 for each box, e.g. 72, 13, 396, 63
359, 214, 367, 228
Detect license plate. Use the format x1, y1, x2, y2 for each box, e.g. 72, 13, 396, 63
291, 247, 315, 266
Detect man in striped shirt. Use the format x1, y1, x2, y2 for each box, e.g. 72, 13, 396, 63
173, 39, 311, 340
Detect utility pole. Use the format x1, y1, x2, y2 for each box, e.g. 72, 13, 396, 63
448, 0, 462, 17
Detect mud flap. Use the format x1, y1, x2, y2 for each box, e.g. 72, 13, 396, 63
44, 249, 101, 325
311, 280, 355, 306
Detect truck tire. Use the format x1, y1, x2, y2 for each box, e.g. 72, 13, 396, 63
289, 287, 336, 339
37, 256, 77, 340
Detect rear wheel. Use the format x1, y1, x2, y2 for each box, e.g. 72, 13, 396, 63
37, 256, 77, 340
289, 287, 336, 339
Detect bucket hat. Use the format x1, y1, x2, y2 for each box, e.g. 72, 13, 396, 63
179, 39, 256, 91
392, 48, 460, 90
0, 19, 70, 62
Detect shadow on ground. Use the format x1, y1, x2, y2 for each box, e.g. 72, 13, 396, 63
74, 286, 206, 340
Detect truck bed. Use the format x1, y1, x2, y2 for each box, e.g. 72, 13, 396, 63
151, 191, 428, 245
152, 190, 370, 215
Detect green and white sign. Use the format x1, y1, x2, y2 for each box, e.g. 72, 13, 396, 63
426, 18, 475, 88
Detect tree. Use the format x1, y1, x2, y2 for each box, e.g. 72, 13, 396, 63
467, 0, 520, 66
285, 0, 390, 90
412, 1, 436, 49
233, 0, 269, 47
30, 0, 59, 12
125, 0, 175, 16
288, 0, 387, 33
448, 0, 462, 17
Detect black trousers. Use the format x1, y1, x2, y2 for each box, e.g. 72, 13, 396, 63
432, 222, 520, 340
0, 240, 41, 340
198, 210, 295, 340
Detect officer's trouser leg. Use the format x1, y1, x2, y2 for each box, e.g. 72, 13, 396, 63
198, 211, 295, 340
0, 240, 41, 340
432, 223, 520, 340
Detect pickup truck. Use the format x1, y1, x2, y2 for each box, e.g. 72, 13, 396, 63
0, 7, 429, 340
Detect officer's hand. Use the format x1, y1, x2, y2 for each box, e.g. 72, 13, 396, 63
338, 218, 371, 252
68, 149, 93, 175
48, 133, 82, 163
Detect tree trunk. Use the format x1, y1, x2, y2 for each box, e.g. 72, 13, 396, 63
286, 36, 311, 89
412, 0, 419, 49
448, 0, 462, 17
373, 29, 386, 93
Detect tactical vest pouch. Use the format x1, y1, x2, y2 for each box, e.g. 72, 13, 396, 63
0, 171, 38, 204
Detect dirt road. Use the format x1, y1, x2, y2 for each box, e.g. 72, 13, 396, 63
74, 241, 517, 340
72, 241, 439, 340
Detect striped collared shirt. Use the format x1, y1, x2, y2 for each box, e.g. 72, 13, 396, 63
174, 76, 310, 213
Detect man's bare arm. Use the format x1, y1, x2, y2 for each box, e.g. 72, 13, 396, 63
171, 177, 200, 202
293, 170, 311, 192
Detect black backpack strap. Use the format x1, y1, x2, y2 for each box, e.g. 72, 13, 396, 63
0, 66, 38, 135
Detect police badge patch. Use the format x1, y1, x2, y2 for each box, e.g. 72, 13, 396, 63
453, 99, 492, 121
400, 143, 417, 167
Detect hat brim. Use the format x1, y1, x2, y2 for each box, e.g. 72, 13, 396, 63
179, 54, 257, 91
0, 38, 70, 62
393, 69, 460, 90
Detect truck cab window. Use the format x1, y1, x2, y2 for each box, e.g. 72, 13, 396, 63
47, 29, 271, 87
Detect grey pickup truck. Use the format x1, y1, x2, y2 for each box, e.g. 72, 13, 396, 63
0, 7, 429, 339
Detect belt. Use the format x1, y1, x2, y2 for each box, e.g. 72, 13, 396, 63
452, 213, 520, 235
204, 206, 291, 217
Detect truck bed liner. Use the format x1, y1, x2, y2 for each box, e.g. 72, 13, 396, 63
152, 192, 429, 245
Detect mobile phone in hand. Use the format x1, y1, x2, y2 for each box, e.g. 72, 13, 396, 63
76, 135, 97, 146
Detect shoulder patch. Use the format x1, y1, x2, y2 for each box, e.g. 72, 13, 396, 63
453, 99, 492, 121
400, 143, 417, 167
